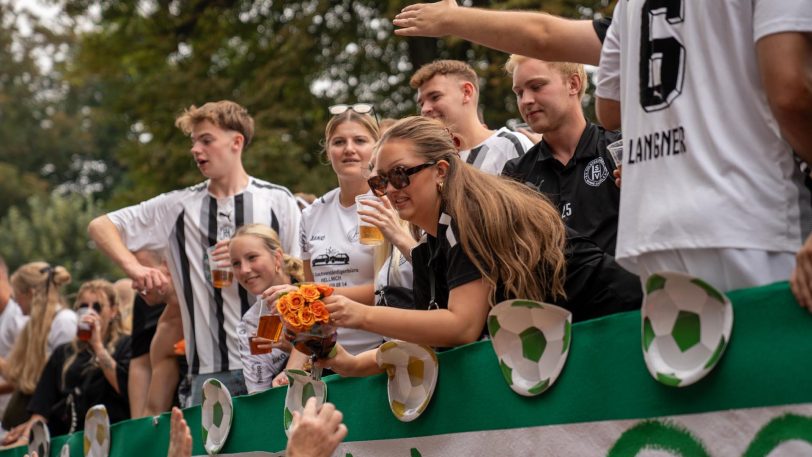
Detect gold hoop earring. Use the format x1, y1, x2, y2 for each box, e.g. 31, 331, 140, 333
437, 181, 444, 193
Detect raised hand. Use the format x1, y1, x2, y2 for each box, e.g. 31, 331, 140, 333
167, 407, 192, 457
393, 0, 458, 37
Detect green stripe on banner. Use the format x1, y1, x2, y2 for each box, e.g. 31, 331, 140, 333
3, 282, 811, 456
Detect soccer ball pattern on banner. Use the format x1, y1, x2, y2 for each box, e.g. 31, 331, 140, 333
376, 340, 439, 422
83, 405, 110, 457
284, 369, 327, 437
201, 379, 234, 455
642, 272, 734, 387
488, 300, 572, 397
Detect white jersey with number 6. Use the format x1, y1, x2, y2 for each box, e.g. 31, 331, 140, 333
596, 0, 812, 273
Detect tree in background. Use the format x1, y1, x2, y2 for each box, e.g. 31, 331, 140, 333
0, 3, 130, 216
0, 192, 122, 294
57, 0, 609, 208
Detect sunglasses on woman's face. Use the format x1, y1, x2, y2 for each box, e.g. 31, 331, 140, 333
367, 161, 437, 196
78, 302, 103, 313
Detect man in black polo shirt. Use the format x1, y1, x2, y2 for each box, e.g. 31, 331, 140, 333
502, 55, 621, 255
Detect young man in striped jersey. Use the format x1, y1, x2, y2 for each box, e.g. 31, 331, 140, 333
411, 59, 534, 175
88, 100, 301, 406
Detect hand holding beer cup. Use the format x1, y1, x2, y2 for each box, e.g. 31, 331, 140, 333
250, 299, 286, 355
207, 239, 233, 288
355, 194, 385, 245
77, 305, 103, 350
606, 140, 623, 188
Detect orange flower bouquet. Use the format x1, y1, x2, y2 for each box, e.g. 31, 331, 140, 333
276, 283, 337, 380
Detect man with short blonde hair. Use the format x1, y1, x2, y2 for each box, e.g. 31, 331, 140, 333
89, 100, 301, 406
411, 59, 533, 175
505, 55, 587, 99
502, 55, 624, 255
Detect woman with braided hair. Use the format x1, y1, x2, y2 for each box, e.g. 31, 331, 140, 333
0, 262, 75, 436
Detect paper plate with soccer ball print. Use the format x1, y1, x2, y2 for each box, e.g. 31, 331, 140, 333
375, 340, 439, 422
283, 369, 327, 437
27, 418, 50, 457
487, 299, 572, 397
83, 404, 110, 457
201, 378, 234, 455
642, 272, 734, 387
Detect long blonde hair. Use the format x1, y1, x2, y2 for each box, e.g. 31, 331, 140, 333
377, 116, 568, 305
232, 224, 305, 283
5, 262, 71, 394
62, 280, 126, 385
324, 109, 391, 276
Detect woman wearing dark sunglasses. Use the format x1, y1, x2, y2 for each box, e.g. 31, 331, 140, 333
4, 279, 131, 440
318, 116, 642, 377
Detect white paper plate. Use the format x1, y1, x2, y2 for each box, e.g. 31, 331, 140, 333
28, 418, 50, 457
283, 369, 327, 437
201, 378, 234, 455
488, 299, 572, 396
375, 340, 439, 422
83, 404, 110, 457
642, 272, 734, 387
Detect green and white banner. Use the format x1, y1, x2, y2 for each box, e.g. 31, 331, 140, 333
5, 282, 811, 457
333, 404, 812, 456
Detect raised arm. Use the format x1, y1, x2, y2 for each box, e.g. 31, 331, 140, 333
88, 215, 169, 292
393, 0, 603, 65
757, 32, 812, 164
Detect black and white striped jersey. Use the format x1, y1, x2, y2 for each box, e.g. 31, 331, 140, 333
108, 177, 301, 375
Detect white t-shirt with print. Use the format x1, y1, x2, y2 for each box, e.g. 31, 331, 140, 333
300, 188, 383, 355
595, 0, 812, 273
460, 127, 534, 175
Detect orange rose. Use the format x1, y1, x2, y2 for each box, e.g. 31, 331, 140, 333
300, 284, 320, 301
276, 294, 290, 315
310, 300, 330, 323
287, 292, 305, 311
298, 307, 316, 328
283, 310, 302, 330
316, 284, 334, 298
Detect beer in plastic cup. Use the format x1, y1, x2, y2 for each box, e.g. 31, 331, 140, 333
76, 307, 93, 341
251, 299, 283, 355
207, 245, 233, 288
356, 194, 384, 246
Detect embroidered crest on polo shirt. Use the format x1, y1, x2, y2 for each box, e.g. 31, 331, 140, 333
584, 157, 609, 187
